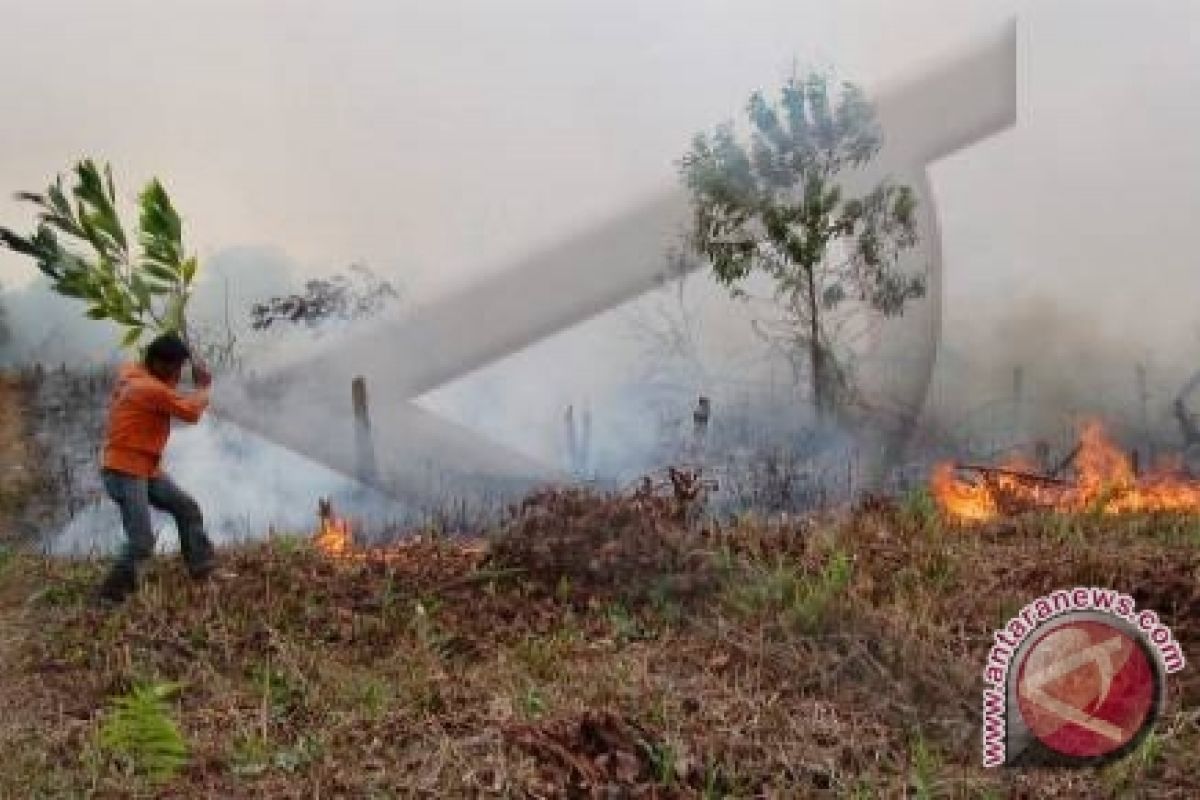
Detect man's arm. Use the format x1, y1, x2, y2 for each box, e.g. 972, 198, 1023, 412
146, 384, 210, 424
142, 365, 212, 424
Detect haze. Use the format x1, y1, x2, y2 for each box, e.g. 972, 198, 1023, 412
3, 0, 1199, 463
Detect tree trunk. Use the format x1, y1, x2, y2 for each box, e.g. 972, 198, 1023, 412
352, 376, 379, 483
804, 263, 827, 420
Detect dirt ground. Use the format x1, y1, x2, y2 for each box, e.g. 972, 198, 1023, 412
0, 373, 53, 797
0, 500, 1195, 797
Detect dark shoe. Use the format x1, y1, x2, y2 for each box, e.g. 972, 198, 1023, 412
95, 569, 136, 605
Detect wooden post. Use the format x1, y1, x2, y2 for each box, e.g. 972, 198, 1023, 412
61, 454, 74, 518
1135, 363, 1152, 463
693, 395, 710, 462
351, 376, 379, 484
580, 401, 591, 475
1012, 365, 1025, 441
564, 404, 577, 473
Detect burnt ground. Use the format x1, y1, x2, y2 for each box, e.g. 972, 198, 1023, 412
0, 373, 1198, 798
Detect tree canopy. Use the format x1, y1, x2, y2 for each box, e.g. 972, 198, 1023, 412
680, 72, 925, 417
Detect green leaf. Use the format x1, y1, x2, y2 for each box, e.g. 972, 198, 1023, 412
129, 274, 153, 310
138, 179, 183, 269
163, 294, 186, 333
42, 180, 85, 238
54, 280, 89, 299
143, 263, 179, 284
120, 326, 145, 348
0, 227, 41, 259
181, 257, 198, 285
74, 159, 128, 252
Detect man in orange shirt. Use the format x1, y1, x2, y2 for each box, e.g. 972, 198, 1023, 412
96, 332, 221, 603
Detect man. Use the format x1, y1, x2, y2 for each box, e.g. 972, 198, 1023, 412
96, 332, 223, 603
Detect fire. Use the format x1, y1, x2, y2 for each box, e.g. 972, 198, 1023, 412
932, 419, 1200, 522
311, 498, 489, 565
315, 498, 354, 558
930, 462, 998, 523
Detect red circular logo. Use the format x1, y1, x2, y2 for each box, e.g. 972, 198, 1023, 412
1015, 618, 1160, 761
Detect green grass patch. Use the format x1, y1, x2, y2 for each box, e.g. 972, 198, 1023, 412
908, 735, 942, 800
0, 544, 13, 578
512, 631, 573, 682
900, 487, 941, 534
724, 550, 853, 631
97, 681, 189, 784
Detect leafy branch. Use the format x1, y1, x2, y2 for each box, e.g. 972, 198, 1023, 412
0, 159, 198, 350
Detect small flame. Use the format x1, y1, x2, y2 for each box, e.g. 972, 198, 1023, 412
315, 499, 354, 558
932, 419, 1200, 522
311, 499, 486, 564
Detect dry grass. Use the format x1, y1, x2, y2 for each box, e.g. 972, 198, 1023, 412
0, 374, 40, 537
0, 488, 1197, 797
2, 368, 1196, 796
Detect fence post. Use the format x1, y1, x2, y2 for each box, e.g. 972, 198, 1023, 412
1135, 363, 1152, 464
351, 376, 379, 484
564, 404, 577, 474
1012, 365, 1025, 441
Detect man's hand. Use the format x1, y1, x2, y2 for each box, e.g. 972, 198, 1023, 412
192, 361, 213, 389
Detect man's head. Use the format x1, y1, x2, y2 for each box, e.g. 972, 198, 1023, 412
143, 332, 191, 384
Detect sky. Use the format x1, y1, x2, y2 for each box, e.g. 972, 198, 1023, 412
3, 0, 1200, 464
0, 0, 1015, 288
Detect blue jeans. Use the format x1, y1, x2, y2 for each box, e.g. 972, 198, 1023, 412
101, 468, 215, 582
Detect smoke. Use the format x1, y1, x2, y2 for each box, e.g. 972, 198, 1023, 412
928, 297, 1199, 456
0, 245, 300, 368
0, 280, 123, 369
3, 248, 409, 556
47, 415, 401, 557
5, 2, 1200, 546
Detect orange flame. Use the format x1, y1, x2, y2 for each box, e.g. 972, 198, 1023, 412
930, 462, 998, 523
312, 500, 486, 563
315, 503, 354, 558
931, 419, 1200, 522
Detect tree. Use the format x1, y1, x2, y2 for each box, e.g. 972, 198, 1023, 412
0, 159, 198, 351
249, 264, 400, 332
679, 72, 924, 420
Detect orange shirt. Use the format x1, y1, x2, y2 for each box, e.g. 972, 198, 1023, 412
101, 363, 210, 477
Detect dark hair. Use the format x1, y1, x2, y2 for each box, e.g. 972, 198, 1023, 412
144, 332, 191, 367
